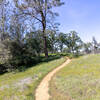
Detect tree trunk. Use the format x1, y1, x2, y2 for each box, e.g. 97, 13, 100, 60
43, 35, 48, 58
42, 22, 48, 58
40, 9, 48, 58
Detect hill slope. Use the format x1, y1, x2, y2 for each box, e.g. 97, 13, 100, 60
50, 54, 100, 100
0, 57, 66, 100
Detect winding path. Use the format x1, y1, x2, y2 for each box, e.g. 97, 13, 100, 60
35, 57, 71, 100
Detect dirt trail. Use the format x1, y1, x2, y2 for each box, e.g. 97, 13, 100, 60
35, 58, 71, 100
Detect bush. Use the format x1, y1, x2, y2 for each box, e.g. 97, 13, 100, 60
0, 64, 7, 74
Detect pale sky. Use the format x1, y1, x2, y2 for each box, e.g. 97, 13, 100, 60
55, 0, 100, 42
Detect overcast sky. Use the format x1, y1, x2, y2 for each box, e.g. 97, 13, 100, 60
55, 0, 100, 42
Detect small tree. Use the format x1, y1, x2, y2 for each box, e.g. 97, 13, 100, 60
83, 42, 92, 54
92, 36, 98, 54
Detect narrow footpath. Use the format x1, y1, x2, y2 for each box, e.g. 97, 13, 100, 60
35, 57, 71, 100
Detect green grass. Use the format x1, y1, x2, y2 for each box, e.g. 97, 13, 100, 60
49, 54, 100, 100
0, 57, 66, 100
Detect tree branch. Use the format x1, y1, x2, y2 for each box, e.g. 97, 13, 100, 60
22, 12, 42, 23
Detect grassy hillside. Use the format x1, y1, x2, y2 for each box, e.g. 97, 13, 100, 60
0, 57, 66, 100
50, 54, 100, 100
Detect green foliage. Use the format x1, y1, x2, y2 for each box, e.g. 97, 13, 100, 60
0, 29, 83, 73
83, 42, 92, 54
92, 36, 99, 53
65, 31, 83, 54
57, 32, 66, 52
0, 0, 84, 74
25, 31, 43, 55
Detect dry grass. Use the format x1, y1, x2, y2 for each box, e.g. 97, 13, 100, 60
49, 54, 100, 100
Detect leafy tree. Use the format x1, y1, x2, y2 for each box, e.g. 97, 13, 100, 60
0, 0, 11, 65
14, 0, 64, 58
65, 31, 83, 54
92, 36, 98, 54
46, 30, 57, 53
83, 42, 92, 54
57, 32, 66, 52
25, 30, 43, 56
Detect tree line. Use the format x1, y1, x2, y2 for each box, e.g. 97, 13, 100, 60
0, 0, 99, 73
